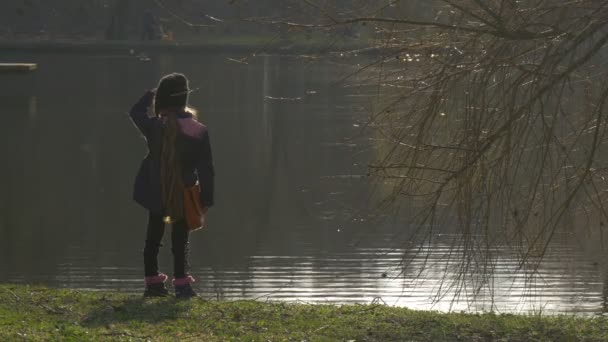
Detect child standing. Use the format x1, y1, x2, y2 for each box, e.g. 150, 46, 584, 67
129, 73, 215, 298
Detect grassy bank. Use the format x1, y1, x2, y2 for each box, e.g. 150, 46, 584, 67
1, 284, 607, 341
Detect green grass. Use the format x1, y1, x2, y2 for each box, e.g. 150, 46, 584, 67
1, 284, 607, 341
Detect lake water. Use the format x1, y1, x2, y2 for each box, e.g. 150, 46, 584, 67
1, 51, 607, 315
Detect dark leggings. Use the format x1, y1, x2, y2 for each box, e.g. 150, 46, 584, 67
143, 212, 190, 278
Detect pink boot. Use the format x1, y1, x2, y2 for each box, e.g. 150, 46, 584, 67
144, 273, 169, 297
173, 276, 197, 299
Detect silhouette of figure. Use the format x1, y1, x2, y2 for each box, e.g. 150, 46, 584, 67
141, 9, 161, 41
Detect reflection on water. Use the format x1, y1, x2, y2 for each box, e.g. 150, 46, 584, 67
31, 238, 607, 314
0, 52, 607, 314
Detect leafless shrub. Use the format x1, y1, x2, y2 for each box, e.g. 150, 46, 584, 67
250, 0, 608, 304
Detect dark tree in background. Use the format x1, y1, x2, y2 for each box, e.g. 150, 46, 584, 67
105, 0, 130, 40
0, 0, 434, 40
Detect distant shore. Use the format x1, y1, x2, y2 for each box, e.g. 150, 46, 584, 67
1, 284, 607, 341
0, 36, 373, 55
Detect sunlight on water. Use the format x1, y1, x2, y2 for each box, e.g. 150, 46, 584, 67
42, 240, 606, 315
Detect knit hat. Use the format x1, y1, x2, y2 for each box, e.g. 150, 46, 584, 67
154, 73, 191, 115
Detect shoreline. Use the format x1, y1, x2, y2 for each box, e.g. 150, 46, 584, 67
0, 38, 373, 55
1, 284, 607, 341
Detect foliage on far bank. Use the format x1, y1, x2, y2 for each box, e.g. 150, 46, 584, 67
1, 284, 607, 341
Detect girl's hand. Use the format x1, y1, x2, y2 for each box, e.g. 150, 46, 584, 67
144, 88, 156, 98
138, 89, 155, 105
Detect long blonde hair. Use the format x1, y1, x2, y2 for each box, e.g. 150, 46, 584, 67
160, 113, 184, 222
154, 73, 190, 222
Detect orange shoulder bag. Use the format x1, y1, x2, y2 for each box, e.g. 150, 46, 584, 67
184, 182, 206, 232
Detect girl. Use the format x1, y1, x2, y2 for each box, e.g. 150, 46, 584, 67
129, 73, 214, 298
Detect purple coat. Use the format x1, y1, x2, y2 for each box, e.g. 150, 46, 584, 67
129, 91, 215, 213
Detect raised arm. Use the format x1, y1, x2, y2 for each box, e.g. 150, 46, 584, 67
197, 129, 215, 208
129, 90, 155, 137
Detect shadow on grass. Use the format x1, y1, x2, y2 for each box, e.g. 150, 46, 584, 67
81, 296, 201, 327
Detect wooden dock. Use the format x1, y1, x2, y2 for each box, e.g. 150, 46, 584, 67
0, 63, 37, 73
